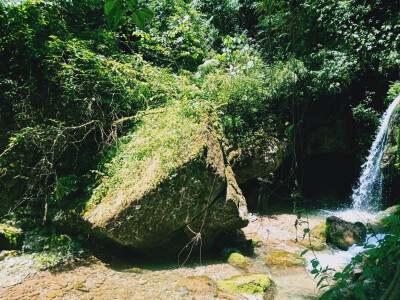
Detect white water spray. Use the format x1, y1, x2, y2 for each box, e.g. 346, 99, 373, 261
352, 94, 400, 211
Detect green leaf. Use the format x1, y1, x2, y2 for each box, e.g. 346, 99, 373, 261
333, 272, 345, 280
113, 8, 126, 29
105, 0, 117, 15
127, 0, 139, 11
300, 249, 309, 256
131, 8, 154, 30
317, 276, 326, 287
353, 287, 367, 300
362, 266, 373, 279
312, 259, 319, 268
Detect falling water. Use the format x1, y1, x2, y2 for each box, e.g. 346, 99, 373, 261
352, 94, 400, 211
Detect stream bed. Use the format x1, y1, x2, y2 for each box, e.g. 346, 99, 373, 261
0, 209, 372, 300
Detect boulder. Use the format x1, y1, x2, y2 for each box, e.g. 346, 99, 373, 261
227, 132, 290, 185
65, 107, 248, 254
265, 250, 306, 267
0, 223, 24, 250
217, 274, 274, 300
326, 216, 366, 250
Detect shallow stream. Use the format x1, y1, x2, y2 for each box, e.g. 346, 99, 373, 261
0, 208, 375, 300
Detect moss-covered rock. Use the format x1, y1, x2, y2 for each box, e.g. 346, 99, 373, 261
227, 252, 249, 269
0, 250, 19, 261
374, 204, 400, 229
381, 102, 400, 205
297, 239, 326, 251
0, 223, 24, 250
175, 276, 216, 296
217, 273, 274, 299
265, 250, 306, 267
64, 106, 248, 254
326, 216, 366, 250
310, 223, 327, 241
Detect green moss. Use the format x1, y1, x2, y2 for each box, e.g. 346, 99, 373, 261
227, 252, 248, 269
265, 251, 306, 267
298, 239, 326, 251
85, 102, 211, 214
217, 274, 272, 297
310, 223, 327, 241
0, 224, 23, 250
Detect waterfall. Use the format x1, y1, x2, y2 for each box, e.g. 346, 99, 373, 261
352, 94, 400, 211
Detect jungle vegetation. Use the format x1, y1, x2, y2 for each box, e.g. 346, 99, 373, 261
1, 0, 400, 298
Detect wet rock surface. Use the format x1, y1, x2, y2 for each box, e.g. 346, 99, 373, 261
326, 216, 366, 250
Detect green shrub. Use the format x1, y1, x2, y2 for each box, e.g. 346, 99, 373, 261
201, 56, 307, 146
127, 0, 215, 71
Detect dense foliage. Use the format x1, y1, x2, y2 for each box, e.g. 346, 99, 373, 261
0, 1, 400, 297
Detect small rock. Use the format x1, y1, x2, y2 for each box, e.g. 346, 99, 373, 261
45, 291, 56, 298
74, 282, 89, 292
217, 274, 274, 299
227, 252, 249, 269
54, 278, 68, 288
265, 251, 306, 267
139, 279, 148, 285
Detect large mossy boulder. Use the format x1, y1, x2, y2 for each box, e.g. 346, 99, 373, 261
326, 216, 366, 250
73, 106, 248, 253
217, 274, 274, 300
265, 250, 306, 267
0, 223, 24, 250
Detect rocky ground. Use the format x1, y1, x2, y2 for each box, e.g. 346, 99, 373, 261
0, 212, 329, 300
